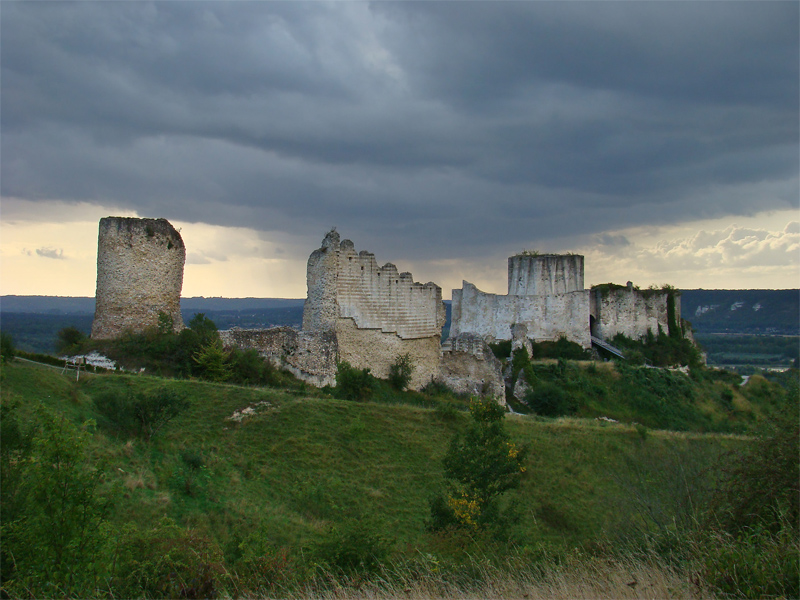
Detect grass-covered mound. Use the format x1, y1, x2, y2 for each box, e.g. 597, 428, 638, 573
1, 359, 797, 599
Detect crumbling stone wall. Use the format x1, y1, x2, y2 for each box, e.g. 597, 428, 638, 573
450, 283, 591, 348
439, 333, 506, 401
590, 284, 681, 341
91, 217, 185, 340
219, 326, 339, 387
225, 231, 446, 390
450, 253, 590, 349
302, 230, 446, 390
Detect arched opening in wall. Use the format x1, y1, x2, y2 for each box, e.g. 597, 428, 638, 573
590, 315, 598, 338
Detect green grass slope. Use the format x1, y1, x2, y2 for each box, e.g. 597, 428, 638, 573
2, 360, 796, 598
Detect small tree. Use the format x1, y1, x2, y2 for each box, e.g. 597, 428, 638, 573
131, 388, 190, 441
388, 353, 414, 391
0, 332, 15, 363
192, 340, 231, 382
55, 326, 86, 354
429, 398, 527, 531
335, 361, 375, 401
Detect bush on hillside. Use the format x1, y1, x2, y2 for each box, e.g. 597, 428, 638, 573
608, 330, 702, 368
94, 387, 189, 441
429, 398, 527, 533
0, 332, 15, 363
696, 398, 800, 599
1, 408, 113, 598
335, 361, 376, 401
524, 381, 578, 417
55, 326, 88, 354
388, 353, 414, 391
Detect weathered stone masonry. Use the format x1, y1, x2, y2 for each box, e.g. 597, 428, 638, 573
590, 284, 681, 341
302, 230, 446, 390
450, 253, 685, 352
92, 217, 185, 340
451, 254, 591, 349
221, 231, 448, 391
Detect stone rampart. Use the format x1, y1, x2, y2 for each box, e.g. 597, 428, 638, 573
590, 285, 680, 341
92, 217, 185, 340
450, 281, 591, 348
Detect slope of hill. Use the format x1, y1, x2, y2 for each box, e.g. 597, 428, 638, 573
2, 358, 797, 598
680, 289, 798, 334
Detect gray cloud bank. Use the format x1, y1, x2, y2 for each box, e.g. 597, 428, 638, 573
2, 1, 797, 263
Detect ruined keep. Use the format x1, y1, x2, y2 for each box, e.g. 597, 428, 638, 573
223, 231, 447, 390
91, 217, 185, 340
450, 254, 591, 348
450, 253, 685, 352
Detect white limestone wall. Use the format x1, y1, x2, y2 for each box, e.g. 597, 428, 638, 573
508, 254, 584, 296
590, 288, 679, 341
92, 217, 185, 340
451, 282, 591, 348
303, 231, 445, 340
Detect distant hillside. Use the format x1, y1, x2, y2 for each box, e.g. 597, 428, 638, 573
680, 289, 799, 335
0, 295, 305, 314
2, 291, 797, 354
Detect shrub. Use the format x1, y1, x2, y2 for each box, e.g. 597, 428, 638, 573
307, 520, 390, 577
430, 398, 527, 532
488, 339, 512, 360
524, 381, 578, 417
109, 518, 225, 599
55, 326, 87, 354
193, 340, 231, 382
0, 332, 15, 363
94, 387, 189, 441
1, 409, 113, 598
388, 353, 414, 391
335, 361, 375, 401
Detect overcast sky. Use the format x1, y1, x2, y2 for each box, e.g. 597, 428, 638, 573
2, 1, 798, 299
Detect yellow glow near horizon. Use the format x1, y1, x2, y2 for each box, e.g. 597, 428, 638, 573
1, 198, 797, 299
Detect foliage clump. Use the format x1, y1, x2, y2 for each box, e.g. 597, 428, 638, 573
0, 332, 15, 363
429, 398, 527, 533
388, 353, 414, 391
334, 361, 376, 401
94, 386, 189, 441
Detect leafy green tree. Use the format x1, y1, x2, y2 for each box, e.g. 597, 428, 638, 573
430, 398, 527, 531
2, 408, 112, 597
335, 361, 375, 401
193, 340, 231, 382
55, 326, 86, 354
188, 313, 219, 346
0, 332, 15, 363
388, 353, 414, 390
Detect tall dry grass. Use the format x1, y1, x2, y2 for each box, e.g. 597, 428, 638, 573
247, 553, 713, 600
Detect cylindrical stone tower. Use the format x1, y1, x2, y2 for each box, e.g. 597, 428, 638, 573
507, 254, 584, 296
91, 217, 186, 340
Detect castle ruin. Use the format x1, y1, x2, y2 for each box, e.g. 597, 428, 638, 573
91, 217, 185, 340
450, 254, 591, 348
448, 252, 683, 353
91, 217, 689, 399
222, 231, 455, 391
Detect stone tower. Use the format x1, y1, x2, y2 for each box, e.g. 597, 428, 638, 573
508, 253, 584, 296
91, 217, 185, 340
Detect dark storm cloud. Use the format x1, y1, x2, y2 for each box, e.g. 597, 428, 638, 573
1, 1, 797, 261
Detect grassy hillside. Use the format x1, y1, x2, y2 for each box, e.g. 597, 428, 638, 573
1, 360, 797, 598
